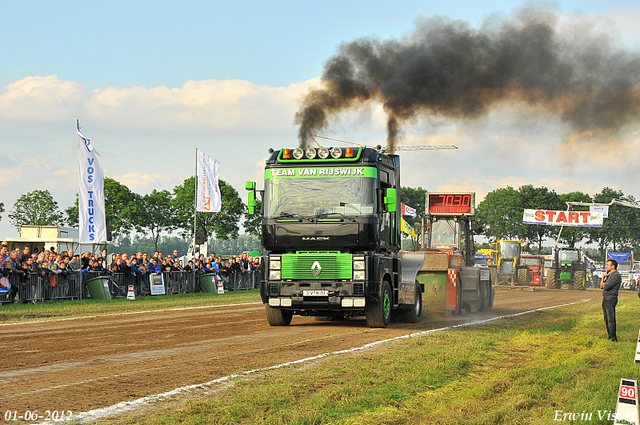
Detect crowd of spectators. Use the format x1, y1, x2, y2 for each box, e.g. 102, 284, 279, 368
1, 241, 261, 301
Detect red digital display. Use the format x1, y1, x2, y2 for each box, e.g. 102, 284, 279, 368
427, 193, 475, 215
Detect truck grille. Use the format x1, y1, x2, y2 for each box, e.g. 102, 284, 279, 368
353, 282, 364, 295
281, 252, 352, 280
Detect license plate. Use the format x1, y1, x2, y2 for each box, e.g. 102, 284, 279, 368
303, 290, 328, 297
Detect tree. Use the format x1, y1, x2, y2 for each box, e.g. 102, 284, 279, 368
136, 189, 176, 251
243, 199, 263, 237
65, 177, 140, 238
557, 191, 592, 248
518, 185, 563, 253
171, 176, 245, 241
588, 187, 638, 257
9, 190, 63, 229
475, 187, 523, 240
400, 186, 427, 247
0, 202, 4, 222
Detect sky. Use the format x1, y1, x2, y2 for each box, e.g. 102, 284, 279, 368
1, 0, 640, 239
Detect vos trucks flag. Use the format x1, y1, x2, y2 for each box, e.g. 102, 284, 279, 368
77, 129, 107, 242
522, 209, 604, 227
196, 150, 221, 212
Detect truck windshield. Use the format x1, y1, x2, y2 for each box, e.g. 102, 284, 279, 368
559, 250, 579, 262
618, 263, 632, 271
430, 220, 458, 248
498, 242, 520, 260
264, 168, 377, 218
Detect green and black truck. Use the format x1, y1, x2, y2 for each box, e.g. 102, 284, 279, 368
246, 145, 494, 328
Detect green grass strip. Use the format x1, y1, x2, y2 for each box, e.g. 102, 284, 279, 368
113, 294, 640, 425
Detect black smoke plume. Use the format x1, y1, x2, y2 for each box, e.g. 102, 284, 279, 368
295, 8, 640, 152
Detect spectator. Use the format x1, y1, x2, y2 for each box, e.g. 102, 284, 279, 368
68, 255, 81, 272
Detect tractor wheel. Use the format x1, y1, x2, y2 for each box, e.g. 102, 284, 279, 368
265, 304, 293, 326
366, 281, 392, 328
480, 279, 492, 310
395, 281, 422, 323
573, 271, 586, 291
490, 267, 497, 288
546, 269, 559, 289
517, 267, 530, 286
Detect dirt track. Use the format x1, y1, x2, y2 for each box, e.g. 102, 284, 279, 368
0, 288, 598, 423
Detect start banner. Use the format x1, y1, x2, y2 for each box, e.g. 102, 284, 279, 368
523, 209, 604, 227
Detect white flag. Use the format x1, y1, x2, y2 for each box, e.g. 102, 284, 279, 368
77, 129, 107, 242
196, 150, 221, 212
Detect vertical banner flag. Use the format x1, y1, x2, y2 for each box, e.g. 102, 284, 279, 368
402, 203, 417, 217
77, 129, 107, 243
401, 217, 418, 238
196, 150, 221, 212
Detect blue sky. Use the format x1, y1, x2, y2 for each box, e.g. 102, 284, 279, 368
1, 0, 640, 239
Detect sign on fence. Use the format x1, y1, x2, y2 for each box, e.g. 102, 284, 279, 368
127, 285, 135, 300
149, 274, 166, 296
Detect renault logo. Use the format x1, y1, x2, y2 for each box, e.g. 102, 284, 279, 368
311, 261, 322, 276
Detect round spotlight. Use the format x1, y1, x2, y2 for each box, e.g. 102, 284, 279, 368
330, 147, 343, 158
318, 147, 330, 159
292, 148, 304, 160
305, 147, 317, 159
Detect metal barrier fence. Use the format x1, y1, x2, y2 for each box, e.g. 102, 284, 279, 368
0, 271, 83, 304
0, 269, 259, 304
218, 271, 260, 291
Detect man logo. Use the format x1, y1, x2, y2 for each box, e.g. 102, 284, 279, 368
311, 261, 322, 277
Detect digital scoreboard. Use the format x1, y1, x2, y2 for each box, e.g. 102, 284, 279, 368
425, 192, 475, 216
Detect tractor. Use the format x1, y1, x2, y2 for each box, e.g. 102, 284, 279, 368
545, 247, 587, 290
489, 240, 530, 286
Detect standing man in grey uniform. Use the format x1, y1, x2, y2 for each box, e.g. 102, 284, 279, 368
600, 259, 621, 342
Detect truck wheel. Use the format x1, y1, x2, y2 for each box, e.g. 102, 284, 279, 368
517, 267, 530, 286
573, 271, 586, 291
476, 277, 484, 311
454, 275, 465, 315
265, 304, 293, 326
395, 281, 422, 323
366, 281, 392, 328
479, 279, 491, 311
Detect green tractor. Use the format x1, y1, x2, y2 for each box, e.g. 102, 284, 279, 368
545, 248, 587, 290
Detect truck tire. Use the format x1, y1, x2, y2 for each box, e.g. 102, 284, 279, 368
516, 267, 530, 286
546, 270, 559, 289
366, 281, 392, 328
265, 304, 293, 326
479, 279, 491, 311
395, 281, 422, 323
454, 275, 465, 315
573, 271, 586, 291
476, 277, 484, 311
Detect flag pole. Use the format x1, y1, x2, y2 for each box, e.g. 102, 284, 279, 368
194, 148, 198, 256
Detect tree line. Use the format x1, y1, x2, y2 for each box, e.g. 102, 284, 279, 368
3, 177, 255, 251
402, 185, 640, 259
4, 181, 639, 258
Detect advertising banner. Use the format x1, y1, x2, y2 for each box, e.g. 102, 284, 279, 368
77, 129, 107, 242
522, 209, 603, 227
196, 150, 221, 212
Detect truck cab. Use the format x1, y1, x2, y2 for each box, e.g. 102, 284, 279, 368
247, 146, 422, 328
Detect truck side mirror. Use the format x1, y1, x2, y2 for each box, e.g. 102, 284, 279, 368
245, 181, 257, 215
384, 188, 397, 213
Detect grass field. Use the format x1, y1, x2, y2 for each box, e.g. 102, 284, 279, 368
0, 290, 261, 323
104, 293, 640, 425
